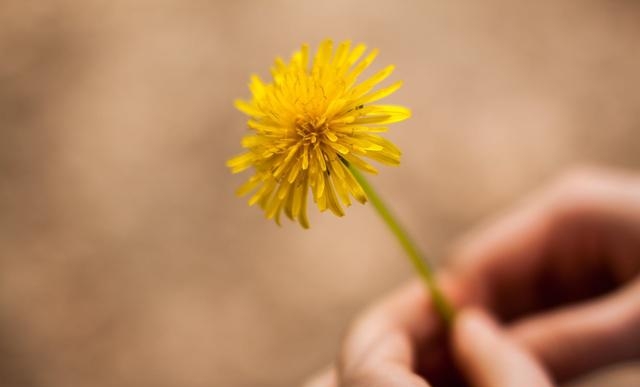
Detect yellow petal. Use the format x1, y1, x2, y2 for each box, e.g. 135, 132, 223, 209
234, 99, 263, 117
356, 81, 403, 105
226, 153, 254, 173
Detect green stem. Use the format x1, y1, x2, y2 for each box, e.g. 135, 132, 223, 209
347, 164, 455, 325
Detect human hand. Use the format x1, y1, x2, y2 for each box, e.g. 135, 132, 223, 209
305, 294, 556, 387
303, 167, 640, 387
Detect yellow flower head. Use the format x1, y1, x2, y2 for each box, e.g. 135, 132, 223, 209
227, 39, 411, 228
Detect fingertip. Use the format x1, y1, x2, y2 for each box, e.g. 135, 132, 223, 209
452, 308, 500, 384
456, 308, 494, 327
453, 308, 497, 353
452, 308, 555, 387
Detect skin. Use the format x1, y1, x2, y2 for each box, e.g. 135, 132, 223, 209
302, 167, 640, 387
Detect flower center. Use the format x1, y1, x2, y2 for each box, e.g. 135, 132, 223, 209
295, 116, 329, 145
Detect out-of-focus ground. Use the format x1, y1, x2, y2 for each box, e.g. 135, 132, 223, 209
0, 1, 639, 386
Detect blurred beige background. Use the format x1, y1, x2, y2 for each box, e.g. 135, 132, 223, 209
1, 1, 639, 386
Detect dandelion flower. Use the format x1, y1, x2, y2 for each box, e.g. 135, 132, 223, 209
227, 39, 411, 228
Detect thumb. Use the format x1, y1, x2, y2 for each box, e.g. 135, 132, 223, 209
452, 308, 555, 387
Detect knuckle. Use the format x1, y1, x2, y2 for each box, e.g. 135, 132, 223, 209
543, 166, 614, 219
339, 367, 381, 387
551, 166, 604, 200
